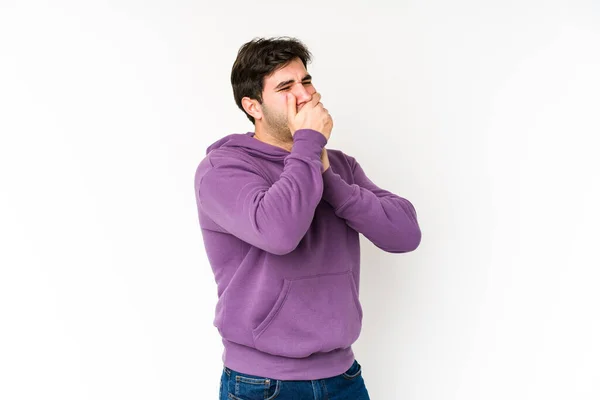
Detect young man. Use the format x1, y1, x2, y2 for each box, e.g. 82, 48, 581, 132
194, 37, 421, 400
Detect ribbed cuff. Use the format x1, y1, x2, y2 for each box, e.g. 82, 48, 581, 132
291, 129, 327, 158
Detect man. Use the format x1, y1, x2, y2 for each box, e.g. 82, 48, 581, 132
194, 37, 421, 400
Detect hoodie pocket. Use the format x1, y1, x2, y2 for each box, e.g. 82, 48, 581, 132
252, 270, 363, 358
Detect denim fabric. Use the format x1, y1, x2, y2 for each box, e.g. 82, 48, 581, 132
219, 359, 370, 400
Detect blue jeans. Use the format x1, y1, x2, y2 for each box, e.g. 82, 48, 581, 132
219, 359, 370, 400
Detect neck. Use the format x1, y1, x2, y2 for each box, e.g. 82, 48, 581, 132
253, 124, 293, 152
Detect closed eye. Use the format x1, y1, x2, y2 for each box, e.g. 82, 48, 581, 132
277, 81, 313, 92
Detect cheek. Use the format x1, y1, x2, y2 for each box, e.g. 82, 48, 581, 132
265, 93, 286, 108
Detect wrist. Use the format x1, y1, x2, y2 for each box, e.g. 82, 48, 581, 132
321, 149, 330, 173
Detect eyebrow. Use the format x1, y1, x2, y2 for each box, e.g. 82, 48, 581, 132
274, 74, 312, 91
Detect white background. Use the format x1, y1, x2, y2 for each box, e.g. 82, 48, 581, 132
1, 1, 599, 399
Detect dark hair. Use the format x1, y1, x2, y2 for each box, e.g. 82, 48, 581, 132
231, 37, 312, 124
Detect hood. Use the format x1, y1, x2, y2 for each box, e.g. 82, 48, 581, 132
206, 131, 291, 161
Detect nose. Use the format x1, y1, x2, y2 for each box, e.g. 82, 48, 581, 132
291, 83, 313, 105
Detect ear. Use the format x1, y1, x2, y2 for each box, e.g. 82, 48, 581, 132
241, 97, 263, 121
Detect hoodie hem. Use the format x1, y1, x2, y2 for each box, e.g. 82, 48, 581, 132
221, 339, 356, 381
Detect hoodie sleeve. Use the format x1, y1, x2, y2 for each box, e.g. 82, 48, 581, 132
321, 156, 421, 253
197, 129, 326, 255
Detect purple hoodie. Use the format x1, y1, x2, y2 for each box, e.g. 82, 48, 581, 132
194, 129, 421, 380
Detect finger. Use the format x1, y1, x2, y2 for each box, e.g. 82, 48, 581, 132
287, 93, 297, 121
309, 93, 322, 107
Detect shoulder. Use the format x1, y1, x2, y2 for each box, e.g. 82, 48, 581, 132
194, 148, 262, 187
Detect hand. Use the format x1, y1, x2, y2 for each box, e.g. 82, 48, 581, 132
287, 92, 333, 141
321, 148, 330, 173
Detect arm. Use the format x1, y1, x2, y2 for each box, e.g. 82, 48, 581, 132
197, 129, 326, 255
321, 155, 421, 253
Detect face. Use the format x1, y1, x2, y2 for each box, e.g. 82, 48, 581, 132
252, 58, 317, 140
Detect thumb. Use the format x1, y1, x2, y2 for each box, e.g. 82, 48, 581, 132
286, 93, 297, 122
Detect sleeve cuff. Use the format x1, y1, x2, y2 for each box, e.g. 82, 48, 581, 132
291, 129, 327, 158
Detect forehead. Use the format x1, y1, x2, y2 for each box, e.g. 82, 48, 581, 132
263, 58, 309, 90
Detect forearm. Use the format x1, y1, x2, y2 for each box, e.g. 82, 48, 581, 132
321, 166, 421, 253
198, 129, 327, 254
